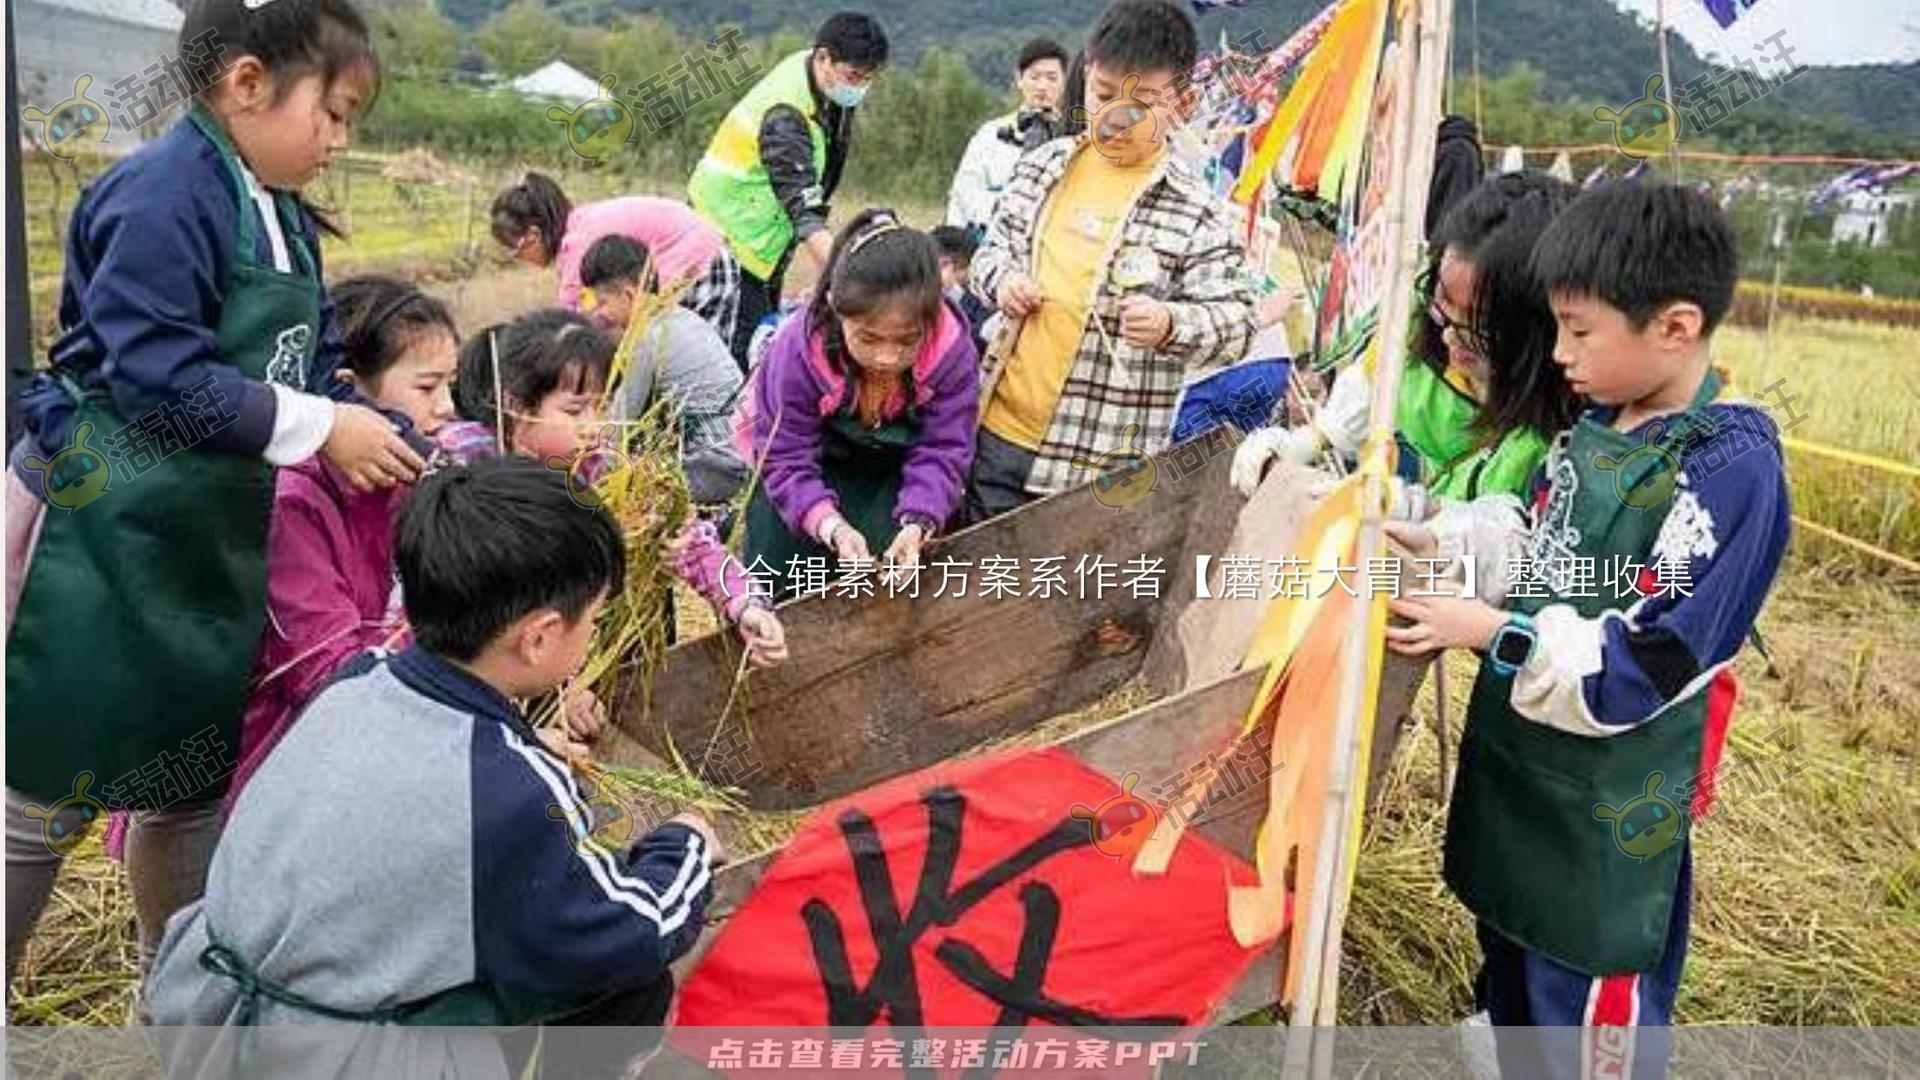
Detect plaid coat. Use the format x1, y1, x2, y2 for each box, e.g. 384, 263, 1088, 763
969, 137, 1257, 496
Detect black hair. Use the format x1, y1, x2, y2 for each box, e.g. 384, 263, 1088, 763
1423, 171, 1583, 442
397, 455, 624, 662
1531, 181, 1739, 335
815, 12, 890, 69
807, 208, 943, 376
929, 225, 978, 265
1085, 0, 1198, 77
1063, 50, 1089, 135
181, 0, 380, 107
1017, 37, 1070, 75
330, 275, 457, 383
490, 172, 571, 259
579, 234, 656, 293
453, 310, 612, 438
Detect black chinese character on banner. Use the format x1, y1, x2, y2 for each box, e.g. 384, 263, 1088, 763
803, 788, 1180, 1074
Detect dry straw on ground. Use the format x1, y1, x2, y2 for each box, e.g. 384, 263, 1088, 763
12, 307, 1915, 1028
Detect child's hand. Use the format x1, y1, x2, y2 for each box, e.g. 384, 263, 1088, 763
535, 726, 592, 762
562, 687, 607, 744
1118, 295, 1173, 348
1385, 587, 1507, 657
829, 521, 872, 564
883, 523, 928, 573
667, 811, 724, 864
737, 607, 788, 668
325, 403, 425, 491
1383, 520, 1439, 560
998, 274, 1044, 318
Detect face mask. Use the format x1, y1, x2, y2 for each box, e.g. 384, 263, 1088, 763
826, 80, 868, 108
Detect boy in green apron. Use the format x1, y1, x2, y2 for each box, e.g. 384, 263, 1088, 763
6, 0, 422, 981
1383, 183, 1790, 1078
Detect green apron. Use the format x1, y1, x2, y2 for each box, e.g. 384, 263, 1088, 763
200, 929, 594, 1027
7, 107, 316, 809
744, 392, 919, 600
1445, 372, 1723, 975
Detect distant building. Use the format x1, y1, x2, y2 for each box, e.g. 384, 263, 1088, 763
509, 61, 602, 103
17, 0, 186, 151
1831, 189, 1916, 249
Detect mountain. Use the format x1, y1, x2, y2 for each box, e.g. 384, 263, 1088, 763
431, 0, 1919, 150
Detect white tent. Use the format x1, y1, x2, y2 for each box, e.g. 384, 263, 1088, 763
509, 61, 602, 102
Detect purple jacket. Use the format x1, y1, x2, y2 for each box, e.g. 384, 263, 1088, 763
738, 300, 979, 537
233, 457, 411, 802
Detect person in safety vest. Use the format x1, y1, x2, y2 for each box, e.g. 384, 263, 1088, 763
690, 12, 890, 368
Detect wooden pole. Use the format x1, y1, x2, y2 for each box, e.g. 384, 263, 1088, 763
1657, 0, 1681, 180
1287, 0, 1452, 1062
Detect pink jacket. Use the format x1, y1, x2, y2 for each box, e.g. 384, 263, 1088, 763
232, 457, 412, 802
554, 197, 726, 311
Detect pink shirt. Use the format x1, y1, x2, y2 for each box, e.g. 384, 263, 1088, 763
554, 197, 726, 310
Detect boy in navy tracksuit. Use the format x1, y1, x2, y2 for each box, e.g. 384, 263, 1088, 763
1385, 183, 1790, 1078
146, 457, 714, 1075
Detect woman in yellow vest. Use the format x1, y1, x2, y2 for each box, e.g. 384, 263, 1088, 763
689, 12, 890, 367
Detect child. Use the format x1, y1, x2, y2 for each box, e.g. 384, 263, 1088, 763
1385, 183, 1790, 1074
5, 0, 419, 981
966, 0, 1257, 524
229, 276, 459, 805
931, 224, 995, 360
492, 173, 741, 361
147, 458, 716, 1069
740, 209, 979, 599
579, 234, 749, 508
1232, 172, 1582, 501
443, 310, 785, 665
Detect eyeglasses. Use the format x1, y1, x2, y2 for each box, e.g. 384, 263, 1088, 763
1427, 300, 1489, 356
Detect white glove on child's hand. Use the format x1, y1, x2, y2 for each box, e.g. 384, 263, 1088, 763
1230, 426, 1319, 498
1317, 364, 1373, 455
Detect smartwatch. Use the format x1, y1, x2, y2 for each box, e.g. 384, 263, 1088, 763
1485, 612, 1538, 678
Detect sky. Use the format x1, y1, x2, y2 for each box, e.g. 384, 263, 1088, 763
1611, 0, 1920, 66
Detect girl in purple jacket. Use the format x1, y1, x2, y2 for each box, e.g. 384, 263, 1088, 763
739, 209, 980, 598
232, 277, 459, 802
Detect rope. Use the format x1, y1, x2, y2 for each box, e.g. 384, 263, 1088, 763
1507, 145, 1919, 166
1781, 437, 1920, 480
1793, 516, 1920, 574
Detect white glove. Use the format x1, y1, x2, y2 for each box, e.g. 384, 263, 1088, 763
1230, 425, 1319, 498
1317, 364, 1373, 455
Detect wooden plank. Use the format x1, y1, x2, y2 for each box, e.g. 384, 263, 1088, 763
605, 439, 1241, 810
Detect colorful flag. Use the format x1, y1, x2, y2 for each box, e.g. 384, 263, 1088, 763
1700, 0, 1763, 30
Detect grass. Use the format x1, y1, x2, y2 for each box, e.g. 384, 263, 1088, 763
10, 178, 1917, 1028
